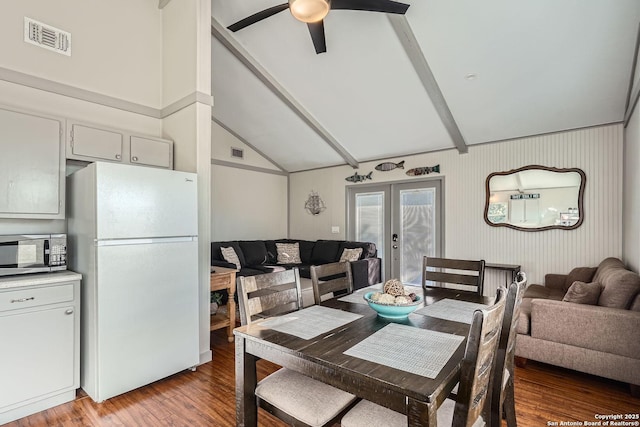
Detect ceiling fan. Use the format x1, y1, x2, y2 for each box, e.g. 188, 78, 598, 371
227, 0, 410, 54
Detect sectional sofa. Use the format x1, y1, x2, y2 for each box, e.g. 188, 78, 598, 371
210, 239, 381, 305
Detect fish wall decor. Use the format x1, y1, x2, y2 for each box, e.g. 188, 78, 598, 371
406, 164, 440, 176
345, 171, 373, 183
375, 160, 405, 171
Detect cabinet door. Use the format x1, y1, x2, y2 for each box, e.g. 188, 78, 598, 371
69, 123, 124, 162
130, 135, 173, 169
0, 107, 63, 218
0, 306, 75, 409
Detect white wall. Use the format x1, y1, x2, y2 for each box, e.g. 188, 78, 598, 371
211, 166, 287, 240
623, 104, 640, 272
210, 121, 288, 240
290, 124, 623, 286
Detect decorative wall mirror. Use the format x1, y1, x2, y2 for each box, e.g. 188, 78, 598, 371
484, 165, 586, 231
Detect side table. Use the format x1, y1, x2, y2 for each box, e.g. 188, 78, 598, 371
210, 266, 237, 343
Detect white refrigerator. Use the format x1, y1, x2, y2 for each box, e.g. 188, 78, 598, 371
67, 162, 199, 402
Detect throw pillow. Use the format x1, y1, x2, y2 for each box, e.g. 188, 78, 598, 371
221, 246, 242, 270
276, 242, 302, 264
597, 268, 640, 309
339, 248, 363, 262
563, 267, 598, 292
562, 281, 601, 305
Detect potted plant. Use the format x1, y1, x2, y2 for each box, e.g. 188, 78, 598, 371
210, 291, 223, 315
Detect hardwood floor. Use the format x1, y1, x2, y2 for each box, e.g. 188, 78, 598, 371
6, 329, 639, 426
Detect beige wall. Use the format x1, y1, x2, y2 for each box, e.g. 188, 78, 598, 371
0, 0, 163, 107
211, 122, 288, 240
290, 124, 623, 286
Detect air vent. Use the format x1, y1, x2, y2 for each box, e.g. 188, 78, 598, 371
24, 17, 71, 56
231, 147, 244, 159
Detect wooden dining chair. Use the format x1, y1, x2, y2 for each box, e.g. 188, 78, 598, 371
310, 261, 354, 305
490, 271, 527, 427
341, 286, 507, 427
423, 256, 486, 295
237, 268, 358, 427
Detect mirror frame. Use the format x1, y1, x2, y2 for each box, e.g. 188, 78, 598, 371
484, 165, 586, 232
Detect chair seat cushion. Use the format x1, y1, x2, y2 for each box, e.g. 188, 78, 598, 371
256, 368, 356, 427
340, 398, 485, 427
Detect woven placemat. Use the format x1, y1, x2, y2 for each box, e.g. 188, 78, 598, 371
413, 299, 487, 324
344, 323, 464, 378
259, 305, 362, 340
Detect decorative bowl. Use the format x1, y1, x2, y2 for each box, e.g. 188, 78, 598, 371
363, 292, 422, 319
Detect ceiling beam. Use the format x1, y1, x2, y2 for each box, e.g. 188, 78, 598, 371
388, 15, 468, 154
210, 17, 359, 169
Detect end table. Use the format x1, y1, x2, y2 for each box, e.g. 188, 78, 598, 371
210, 266, 237, 342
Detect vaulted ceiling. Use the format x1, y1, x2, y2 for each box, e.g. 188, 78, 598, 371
210, 1, 640, 172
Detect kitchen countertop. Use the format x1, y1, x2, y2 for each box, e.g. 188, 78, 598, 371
0, 271, 82, 290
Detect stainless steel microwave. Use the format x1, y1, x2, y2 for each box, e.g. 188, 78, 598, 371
0, 234, 67, 276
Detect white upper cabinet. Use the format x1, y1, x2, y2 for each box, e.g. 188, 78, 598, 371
130, 135, 173, 169
66, 120, 173, 169
0, 106, 64, 219
69, 123, 124, 162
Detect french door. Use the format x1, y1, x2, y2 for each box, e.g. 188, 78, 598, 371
347, 179, 442, 284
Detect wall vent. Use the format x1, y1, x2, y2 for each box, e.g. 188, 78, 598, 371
231, 147, 244, 159
24, 17, 71, 56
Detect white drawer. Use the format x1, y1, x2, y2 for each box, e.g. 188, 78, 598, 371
0, 284, 74, 312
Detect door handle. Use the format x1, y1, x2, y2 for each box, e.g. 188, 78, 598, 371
392, 233, 398, 242
392, 244, 398, 249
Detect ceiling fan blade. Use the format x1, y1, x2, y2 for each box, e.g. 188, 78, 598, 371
331, 0, 409, 14
227, 3, 289, 32
307, 21, 327, 54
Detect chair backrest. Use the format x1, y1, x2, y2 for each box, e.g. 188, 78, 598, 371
237, 268, 303, 326
490, 271, 527, 423
453, 286, 507, 427
310, 261, 354, 305
422, 256, 486, 295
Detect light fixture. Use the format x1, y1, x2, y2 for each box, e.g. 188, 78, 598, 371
289, 0, 331, 23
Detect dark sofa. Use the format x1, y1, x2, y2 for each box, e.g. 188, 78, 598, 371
210, 239, 381, 290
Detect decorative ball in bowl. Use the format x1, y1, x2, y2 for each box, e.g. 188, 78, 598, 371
364, 291, 422, 319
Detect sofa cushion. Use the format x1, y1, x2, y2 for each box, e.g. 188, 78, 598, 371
597, 266, 640, 309
221, 246, 242, 269
563, 281, 601, 305
631, 294, 640, 312
593, 257, 626, 283
239, 241, 269, 266
298, 240, 315, 264
311, 240, 341, 264
517, 285, 566, 335
276, 242, 302, 264
338, 241, 372, 260
339, 248, 363, 262
563, 267, 597, 292
211, 241, 245, 265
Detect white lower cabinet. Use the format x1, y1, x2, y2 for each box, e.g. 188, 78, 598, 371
0, 272, 81, 425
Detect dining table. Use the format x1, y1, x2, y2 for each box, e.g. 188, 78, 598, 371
234, 284, 495, 427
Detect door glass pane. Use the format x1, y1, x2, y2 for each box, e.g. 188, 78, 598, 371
355, 192, 385, 264
399, 188, 436, 285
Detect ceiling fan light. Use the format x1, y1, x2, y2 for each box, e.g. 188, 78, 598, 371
289, 0, 330, 23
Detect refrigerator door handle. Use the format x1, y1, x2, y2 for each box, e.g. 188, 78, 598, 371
95, 236, 197, 246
